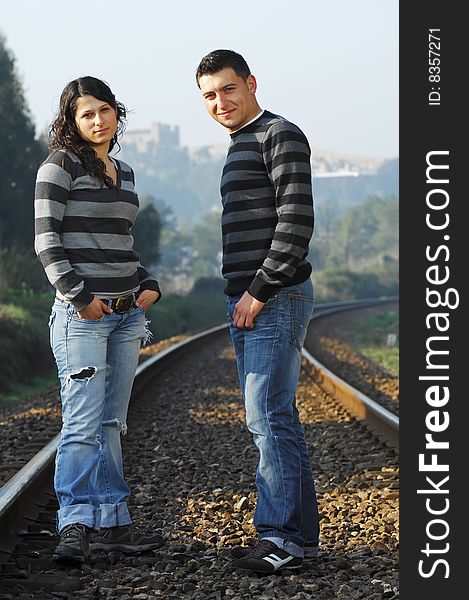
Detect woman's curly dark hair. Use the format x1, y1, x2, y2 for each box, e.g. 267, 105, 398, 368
49, 76, 127, 188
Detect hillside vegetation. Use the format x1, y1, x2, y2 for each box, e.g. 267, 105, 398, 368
119, 135, 398, 224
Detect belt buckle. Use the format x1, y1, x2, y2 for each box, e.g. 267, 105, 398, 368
114, 295, 133, 314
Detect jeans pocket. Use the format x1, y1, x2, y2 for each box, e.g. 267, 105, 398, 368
67, 305, 105, 323
288, 293, 314, 350
225, 294, 241, 323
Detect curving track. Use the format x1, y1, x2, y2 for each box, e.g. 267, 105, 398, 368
306, 300, 399, 417
0, 299, 399, 599
305, 297, 399, 445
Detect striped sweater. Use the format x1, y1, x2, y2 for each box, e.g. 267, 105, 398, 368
34, 149, 160, 311
221, 110, 314, 301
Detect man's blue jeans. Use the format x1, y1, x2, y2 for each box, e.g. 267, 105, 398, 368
226, 278, 320, 558
49, 300, 146, 533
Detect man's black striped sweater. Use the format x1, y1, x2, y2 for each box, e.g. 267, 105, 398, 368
220, 110, 315, 302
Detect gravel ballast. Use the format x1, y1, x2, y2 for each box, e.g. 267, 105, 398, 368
1, 328, 399, 599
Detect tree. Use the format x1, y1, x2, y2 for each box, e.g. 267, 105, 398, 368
309, 197, 341, 271
328, 195, 398, 270
190, 211, 223, 278
131, 202, 162, 267
143, 196, 191, 272
0, 33, 46, 250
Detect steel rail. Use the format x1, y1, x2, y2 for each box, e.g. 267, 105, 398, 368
312, 295, 398, 316
302, 348, 399, 447
305, 295, 399, 446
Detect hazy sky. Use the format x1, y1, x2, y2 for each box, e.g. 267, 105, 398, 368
1, 0, 398, 159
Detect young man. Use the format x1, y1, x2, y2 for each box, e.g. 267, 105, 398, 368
196, 49, 320, 573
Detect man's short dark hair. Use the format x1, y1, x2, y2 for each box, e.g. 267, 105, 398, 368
196, 49, 251, 87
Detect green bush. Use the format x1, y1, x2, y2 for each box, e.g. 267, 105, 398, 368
147, 286, 226, 340
0, 247, 50, 298
0, 283, 228, 397
0, 289, 55, 394
314, 265, 399, 302
190, 276, 225, 296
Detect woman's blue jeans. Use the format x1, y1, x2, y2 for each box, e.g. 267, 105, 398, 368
49, 299, 146, 533
226, 278, 320, 558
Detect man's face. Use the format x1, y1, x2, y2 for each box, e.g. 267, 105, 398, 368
198, 67, 259, 132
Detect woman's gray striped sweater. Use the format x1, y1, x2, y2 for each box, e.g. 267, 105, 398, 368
34, 149, 160, 310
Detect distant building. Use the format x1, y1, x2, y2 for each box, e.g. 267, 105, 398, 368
123, 123, 180, 152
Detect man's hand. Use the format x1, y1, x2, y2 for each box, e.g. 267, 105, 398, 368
135, 289, 160, 311
233, 291, 265, 329
77, 297, 113, 320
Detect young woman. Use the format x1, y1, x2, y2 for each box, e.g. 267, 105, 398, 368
34, 76, 163, 564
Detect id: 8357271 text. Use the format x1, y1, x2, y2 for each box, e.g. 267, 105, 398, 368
428, 29, 441, 106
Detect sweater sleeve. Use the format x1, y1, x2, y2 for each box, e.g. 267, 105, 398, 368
34, 151, 94, 310
137, 263, 162, 301
248, 121, 315, 302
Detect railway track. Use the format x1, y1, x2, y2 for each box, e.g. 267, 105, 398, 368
306, 297, 399, 445
0, 298, 399, 599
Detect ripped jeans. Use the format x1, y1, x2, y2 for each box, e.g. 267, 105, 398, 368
49, 299, 147, 533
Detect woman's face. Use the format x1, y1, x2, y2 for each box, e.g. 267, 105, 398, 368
74, 94, 117, 149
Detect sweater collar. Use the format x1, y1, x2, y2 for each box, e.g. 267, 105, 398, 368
230, 109, 265, 137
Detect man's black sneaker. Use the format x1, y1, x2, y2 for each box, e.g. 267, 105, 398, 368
90, 525, 164, 553
230, 540, 303, 572
53, 523, 91, 565
231, 541, 319, 560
